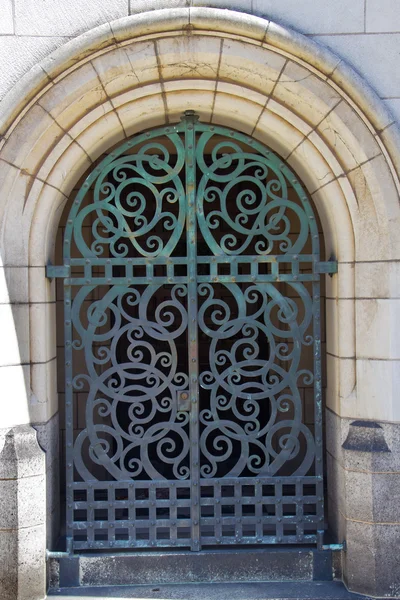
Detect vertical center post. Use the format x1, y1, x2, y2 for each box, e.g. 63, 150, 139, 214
184, 111, 201, 551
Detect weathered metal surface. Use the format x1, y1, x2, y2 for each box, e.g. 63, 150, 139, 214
50, 111, 333, 552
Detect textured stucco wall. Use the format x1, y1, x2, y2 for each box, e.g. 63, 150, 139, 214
0, 0, 399, 125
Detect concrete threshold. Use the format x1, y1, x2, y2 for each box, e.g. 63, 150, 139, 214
47, 581, 377, 600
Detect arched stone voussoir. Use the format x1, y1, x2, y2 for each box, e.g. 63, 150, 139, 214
21, 81, 358, 273
0, 9, 396, 271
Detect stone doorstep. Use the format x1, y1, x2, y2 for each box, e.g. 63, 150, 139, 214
47, 581, 376, 600
50, 548, 333, 589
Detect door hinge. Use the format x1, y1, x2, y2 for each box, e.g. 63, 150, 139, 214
321, 542, 346, 552
46, 263, 70, 279
315, 257, 338, 276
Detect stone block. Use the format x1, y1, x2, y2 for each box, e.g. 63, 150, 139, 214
29, 302, 57, 365
0, 425, 44, 480
268, 98, 312, 138
345, 520, 400, 597
42, 142, 92, 201
325, 298, 355, 359
326, 452, 346, 517
0, 267, 29, 307
374, 524, 400, 596
325, 355, 357, 418
325, 262, 355, 301
190, 6, 266, 41
30, 358, 58, 424
115, 90, 166, 137
0, 0, 13, 34
355, 299, 400, 360
38, 62, 108, 132
366, 0, 400, 33
34, 413, 59, 460
345, 469, 374, 522
32, 138, 74, 196
348, 155, 400, 263
213, 89, 264, 135
309, 181, 353, 265
254, 108, 306, 160
112, 8, 189, 42
94, 40, 159, 93
312, 33, 400, 98
79, 548, 314, 586
288, 137, 336, 195
219, 39, 286, 97
317, 101, 381, 173
0, 475, 45, 529
164, 82, 215, 123
325, 409, 349, 463
0, 303, 30, 367
0, 530, 17, 600
15, 0, 128, 36
343, 519, 377, 596
16, 524, 46, 600
157, 35, 223, 82
272, 61, 341, 128
91, 44, 140, 97
379, 122, 400, 192
371, 472, 400, 523
1, 104, 61, 172
0, 36, 69, 102
28, 188, 69, 269
355, 260, 400, 299
0, 160, 25, 224
28, 267, 54, 305
356, 358, 400, 422
253, 0, 364, 34
0, 426, 46, 600
74, 110, 126, 162
0, 366, 30, 429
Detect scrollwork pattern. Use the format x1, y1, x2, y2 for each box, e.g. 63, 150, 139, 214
72, 284, 190, 481
196, 131, 312, 256
72, 135, 186, 258
198, 282, 315, 477
65, 120, 320, 489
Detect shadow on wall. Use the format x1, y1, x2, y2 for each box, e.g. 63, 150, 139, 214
0, 260, 30, 428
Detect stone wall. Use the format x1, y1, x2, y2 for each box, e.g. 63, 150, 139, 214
0, 0, 399, 125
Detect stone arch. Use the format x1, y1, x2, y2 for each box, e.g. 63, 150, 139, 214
1, 6, 400, 597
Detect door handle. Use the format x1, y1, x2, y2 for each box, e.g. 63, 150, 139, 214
177, 390, 191, 411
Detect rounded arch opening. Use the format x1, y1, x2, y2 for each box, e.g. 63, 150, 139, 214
0, 7, 398, 591
53, 115, 329, 551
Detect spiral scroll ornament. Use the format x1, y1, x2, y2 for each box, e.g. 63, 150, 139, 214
56, 115, 325, 551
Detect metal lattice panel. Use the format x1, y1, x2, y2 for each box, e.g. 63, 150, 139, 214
49, 111, 335, 552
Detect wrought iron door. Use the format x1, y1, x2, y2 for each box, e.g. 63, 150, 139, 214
48, 111, 336, 552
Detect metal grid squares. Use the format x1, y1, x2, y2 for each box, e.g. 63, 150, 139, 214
69, 476, 322, 550
70, 481, 192, 550
199, 477, 323, 546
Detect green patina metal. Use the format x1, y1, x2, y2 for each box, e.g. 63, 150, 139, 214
48, 111, 337, 552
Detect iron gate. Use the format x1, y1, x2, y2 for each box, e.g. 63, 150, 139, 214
48, 111, 336, 552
